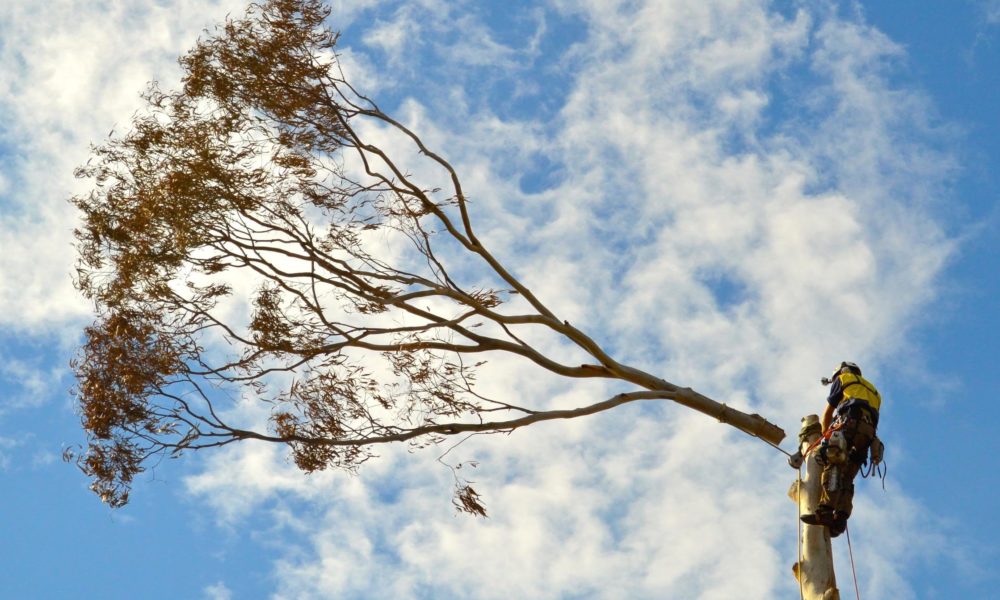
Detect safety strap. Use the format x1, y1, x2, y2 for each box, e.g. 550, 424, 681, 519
842, 378, 880, 400
802, 419, 845, 457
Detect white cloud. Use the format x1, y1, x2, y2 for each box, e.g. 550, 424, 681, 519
0, 352, 66, 413
985, 0, 1000, 24
203, 581, 233, 600
356, 0, 543, 99
0, 434, 22, 470
31, 449, 58, 468
0, 0, 251, 333
363, 11, 419, 63
178, 0, 963, 597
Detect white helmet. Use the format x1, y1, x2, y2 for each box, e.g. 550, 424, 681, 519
838, 361, 861, 375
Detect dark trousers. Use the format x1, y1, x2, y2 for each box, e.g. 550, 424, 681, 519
818, 409, 877, 520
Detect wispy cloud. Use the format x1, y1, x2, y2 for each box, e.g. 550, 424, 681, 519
203, 581, 233, 600
984, 0, 1000, 24
0, 0, 253, 333
178, 0, 964, 595
0, 352, 64, 413
0, 0, 969, 597
0, 434, 22, 470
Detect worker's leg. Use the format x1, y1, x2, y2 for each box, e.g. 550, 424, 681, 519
828, 462, 860, 537
801, 463, 838, 526
828, 417, 875, 537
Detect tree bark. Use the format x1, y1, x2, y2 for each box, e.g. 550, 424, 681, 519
613, 365, 786, 445
789, 414, 839, 600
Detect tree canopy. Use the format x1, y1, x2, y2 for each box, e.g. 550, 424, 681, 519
70, 0, 784, 511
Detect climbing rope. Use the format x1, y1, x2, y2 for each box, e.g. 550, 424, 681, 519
759, 436, 794, 458
763, 435, 865, 600
796, 465, 804, 600
758, 437, 806, 600
860, 456, 888, 491
761, 434, 870, 600
845, 523, 862, 600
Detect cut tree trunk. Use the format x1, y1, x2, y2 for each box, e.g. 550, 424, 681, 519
789, 414, 839, 600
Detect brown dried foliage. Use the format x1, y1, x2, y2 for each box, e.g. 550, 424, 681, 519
71, 0, 783, 513
453, 484, 488, 518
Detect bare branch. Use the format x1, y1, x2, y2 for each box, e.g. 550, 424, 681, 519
69, 0, 785, 510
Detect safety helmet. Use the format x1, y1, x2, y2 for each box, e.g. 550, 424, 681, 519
838, 361, 861, 376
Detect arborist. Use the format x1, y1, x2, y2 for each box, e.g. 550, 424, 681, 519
799, 361, 883, 537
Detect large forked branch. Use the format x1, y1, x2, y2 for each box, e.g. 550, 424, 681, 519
69, 0, 784, 510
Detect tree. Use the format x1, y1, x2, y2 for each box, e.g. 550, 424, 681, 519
789, 415, 839, 599
70, 0, 785, 511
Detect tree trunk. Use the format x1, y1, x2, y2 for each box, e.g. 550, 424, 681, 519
788, 414, 839, 600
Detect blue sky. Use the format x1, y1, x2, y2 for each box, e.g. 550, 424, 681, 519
1, 0, 999, 598
864, 0, 1000, 551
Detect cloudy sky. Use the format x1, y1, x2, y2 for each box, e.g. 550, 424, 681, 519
1, 0, 998, 598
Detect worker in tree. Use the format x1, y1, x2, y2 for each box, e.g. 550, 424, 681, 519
800, 361, 881, 537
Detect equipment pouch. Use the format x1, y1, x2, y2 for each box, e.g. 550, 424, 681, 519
869, 435, 885, 466
825, 430, 848, 464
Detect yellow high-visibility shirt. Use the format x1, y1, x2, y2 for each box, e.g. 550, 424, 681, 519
837, 372, 881, 413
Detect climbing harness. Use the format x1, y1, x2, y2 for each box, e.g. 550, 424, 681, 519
800, 418, 846, 459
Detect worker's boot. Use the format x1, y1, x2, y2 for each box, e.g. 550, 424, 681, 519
800, 505, 834, 526
828, 509, 850, 538
829, 516, 848, 538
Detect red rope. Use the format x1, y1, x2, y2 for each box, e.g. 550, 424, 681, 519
802, 419, 846, 458
845, 523, 861, 600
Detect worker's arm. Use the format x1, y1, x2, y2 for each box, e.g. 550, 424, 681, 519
821, 403, 835, 432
